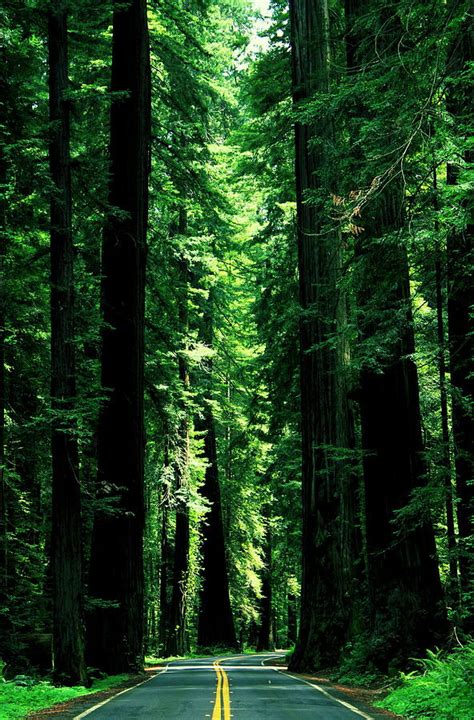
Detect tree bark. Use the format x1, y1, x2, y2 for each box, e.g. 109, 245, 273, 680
288, 0, 354, 671
48, 3, 87, 686
197, 411, 238, 649
87, 0, 150, 673
197, 292, 237, 650
345, 0, 446, 668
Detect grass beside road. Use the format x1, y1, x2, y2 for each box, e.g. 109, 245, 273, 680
0, 673, 130, 719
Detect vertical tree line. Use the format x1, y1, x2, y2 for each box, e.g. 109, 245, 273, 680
48, 1, 87, 685
87, 0, 150, 675
0, 0, 472, 689
285, 0, 472, 671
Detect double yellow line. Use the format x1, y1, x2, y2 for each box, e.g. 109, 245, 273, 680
211, 660, 231, 720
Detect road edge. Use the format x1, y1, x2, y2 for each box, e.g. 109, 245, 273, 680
274, 668, 376, 719
72, 668, 167, 719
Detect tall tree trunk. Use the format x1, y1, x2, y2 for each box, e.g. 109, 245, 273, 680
287, 593, 297, 647
158, 437, 171, 655
0, 73, 9, 663
446, 2, 473, 626
48, 3, 87, 686
256, 518, 274, 652
345, 0, 446, 668
433, 167, 459, 607
158, 502, 170, 654
87, 0, 150, 673
288, 0, 354, 671
167, 208, 190, 657
197, 293, 237, 650
197, 411, 237, 649
436, 254, 459, 606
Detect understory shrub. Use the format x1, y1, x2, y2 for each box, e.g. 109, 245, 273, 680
377, 643, 474, 720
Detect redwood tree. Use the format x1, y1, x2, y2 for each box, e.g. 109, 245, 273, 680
197, 292, 237, 650
288, 0, 355, 671
87, 0, 150, 673
345, 0, 446, 667
48, 1, 87, 685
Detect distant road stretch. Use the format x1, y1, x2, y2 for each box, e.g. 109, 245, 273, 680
73, 653, 376, 719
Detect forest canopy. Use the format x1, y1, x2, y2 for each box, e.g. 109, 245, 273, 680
0, 0, 472, 714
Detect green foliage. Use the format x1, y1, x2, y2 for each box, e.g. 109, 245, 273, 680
378, 644, 474, 720
2, 0, 473, 695
333, 638, 383, 686
0, 672, 130, 720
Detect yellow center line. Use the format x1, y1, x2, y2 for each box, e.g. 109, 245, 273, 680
221, 665, 231, 720
211, 662, 222, 720
211, 660, 231, 720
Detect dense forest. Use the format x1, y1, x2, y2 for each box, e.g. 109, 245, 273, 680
0, 0, 472, 716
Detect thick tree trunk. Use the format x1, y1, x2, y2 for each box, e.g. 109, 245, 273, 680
359, 284, 446, 665
446, 4, 473, 624
197, 411, 237, 649
87, 0, 150, 673
197, 294, 237, 650
288, 0, 354, 671
345, 0, 446, 667
48, 4, 87, 686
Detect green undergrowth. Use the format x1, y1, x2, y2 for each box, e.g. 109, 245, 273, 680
376, 643, 474, 720
145, 645, 246, 665
0, 669, 130, 720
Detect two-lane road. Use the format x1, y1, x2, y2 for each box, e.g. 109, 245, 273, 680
74, 654, 376, 719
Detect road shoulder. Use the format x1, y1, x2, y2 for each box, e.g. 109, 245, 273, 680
281, 670, 405, 720
25, 670, 162, 720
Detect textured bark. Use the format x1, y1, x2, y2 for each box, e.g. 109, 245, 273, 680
197, 411, 237, 649
197, 294, 237, 650
48, 4, 87, 686
288, 0, 354, 671
446, 4, 473, 623
345, 0, 446, 667
87, 0, 150, 673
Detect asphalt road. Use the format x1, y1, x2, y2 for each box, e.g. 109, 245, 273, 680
74, 653, 375, 719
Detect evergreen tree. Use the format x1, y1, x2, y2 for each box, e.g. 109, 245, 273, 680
87, 0, 150, 673
48, 0, 88, 686
344, 0, 446, 667
288, 0, 355, 670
